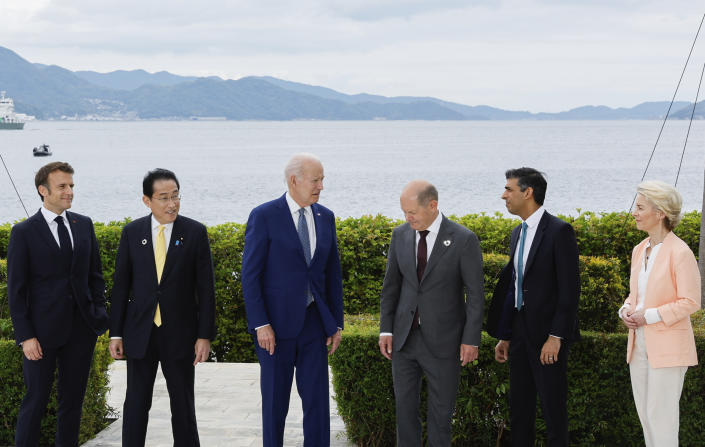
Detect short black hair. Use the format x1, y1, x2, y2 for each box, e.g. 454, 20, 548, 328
35, 161, 74, 201
505, 167, 547, 205
143, 168, 180, 197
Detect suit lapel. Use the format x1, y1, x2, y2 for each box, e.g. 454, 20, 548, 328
141, 215, 158, 285
310, 203, 323, 265
66, 211, 80, 271
30, 210, 60, 253
161, 216, 181, 281
277, 194, 309, 265
420, 217, 453, 283
397, 225, 417, 281
523, 212, 549, 277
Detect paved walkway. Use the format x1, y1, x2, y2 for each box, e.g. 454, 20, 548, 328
82, 362, 353, 447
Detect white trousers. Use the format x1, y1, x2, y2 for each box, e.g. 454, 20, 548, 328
629, 327, 688, 447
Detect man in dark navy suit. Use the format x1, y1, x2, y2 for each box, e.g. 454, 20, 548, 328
8, 161, 109, 447
241, 153, 344, 446
487, 167, 580, 447
109, 168, 216, 447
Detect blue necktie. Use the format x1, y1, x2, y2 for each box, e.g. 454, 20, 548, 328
298, 208, 313, 306
516, 221, 528, 310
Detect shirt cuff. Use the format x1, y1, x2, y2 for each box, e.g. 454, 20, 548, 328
255, 324, 271, 331
110, 337, 123, 340
549, 334, 562, 340
379, 332, 393, 337
644, 308, 662, 325
618, 304, 630, 319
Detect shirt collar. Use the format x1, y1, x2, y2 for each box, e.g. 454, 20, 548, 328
285, 191, 312, 216
41, 205, 68, 225
523, 206, 545, 229
151, 215, 174, 231
421, 211, 443, 235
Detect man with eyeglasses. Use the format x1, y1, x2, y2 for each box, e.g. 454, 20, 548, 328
109, 168, 216, 447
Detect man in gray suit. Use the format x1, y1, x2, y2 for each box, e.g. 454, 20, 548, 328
379, 180, 484, 446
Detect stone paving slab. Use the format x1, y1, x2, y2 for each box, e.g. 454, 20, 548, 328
82, 362, 353, 447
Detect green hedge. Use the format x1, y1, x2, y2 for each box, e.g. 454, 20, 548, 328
0, 336, 113, 445
330, 317, 705, 446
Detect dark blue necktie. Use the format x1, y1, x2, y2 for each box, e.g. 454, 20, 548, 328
55, 215, 73, 266
298, 208, 313, 306
516, 221, 528, 310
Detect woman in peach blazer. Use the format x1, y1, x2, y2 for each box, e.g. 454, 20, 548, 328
620, 180, 701, 447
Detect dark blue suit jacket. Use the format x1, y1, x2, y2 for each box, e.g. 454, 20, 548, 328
486, 212, 580, 346
241, 194, 344, 339
109, 214, 216, 359
8, 209, 108, 348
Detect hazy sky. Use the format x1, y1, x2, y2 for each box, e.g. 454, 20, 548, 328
2, 0, 705, 112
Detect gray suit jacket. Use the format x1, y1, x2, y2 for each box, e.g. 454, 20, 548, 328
379, 215, 484, 358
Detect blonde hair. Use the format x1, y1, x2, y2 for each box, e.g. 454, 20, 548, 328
636, 180, 683, 230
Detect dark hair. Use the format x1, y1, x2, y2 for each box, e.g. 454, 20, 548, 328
35, 161, 74, 201
505, 167, 547, 205
143, 168, 180, 197
417, 184, 439, 206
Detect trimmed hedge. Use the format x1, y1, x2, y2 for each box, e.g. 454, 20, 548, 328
330, 317, 705, 446
0, 336, 113, 445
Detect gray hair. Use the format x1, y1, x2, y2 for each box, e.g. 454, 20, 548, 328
284, 153, 321, 182
637, 180, 683, 230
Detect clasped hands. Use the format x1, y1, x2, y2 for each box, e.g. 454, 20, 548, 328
620, 307, 646, 330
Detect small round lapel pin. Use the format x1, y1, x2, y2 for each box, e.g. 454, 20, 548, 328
443, 240, 451, 246
141, 239, 147, 245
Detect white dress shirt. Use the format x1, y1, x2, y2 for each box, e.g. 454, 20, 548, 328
618, 240, 662, 324
379, 211, 443, 337
151, 215, 174, 255
40, 206, 74, 249
512, 206, 545, 306
285, 192, 316, 257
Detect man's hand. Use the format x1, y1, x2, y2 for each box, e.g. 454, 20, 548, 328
495, 340, 510, 363
460, 344, 478, 366
540, 336, 561, 365
22, 337, 43, 361
257, 325, 276, 355
379, 335, 393, 360
109, 339, 125, 360
194, 338, 211, 366
327, 329, 342, 356
626, 309, 646, 328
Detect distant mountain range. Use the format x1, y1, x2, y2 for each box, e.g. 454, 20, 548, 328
1, 46, 703, 121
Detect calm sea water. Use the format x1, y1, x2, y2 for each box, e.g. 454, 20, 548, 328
1, 120, 704, 225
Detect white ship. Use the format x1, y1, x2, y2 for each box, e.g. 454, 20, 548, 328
0, 91, 25, 129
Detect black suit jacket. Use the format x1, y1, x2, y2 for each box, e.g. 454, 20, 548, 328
109, 214, 216, 359
8, 209, 108, 347
487, 211, 580, 347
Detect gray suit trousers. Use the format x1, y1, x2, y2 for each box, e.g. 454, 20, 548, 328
392, 326, 460, 447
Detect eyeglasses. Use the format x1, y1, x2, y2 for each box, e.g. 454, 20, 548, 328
152, 195, 182, 204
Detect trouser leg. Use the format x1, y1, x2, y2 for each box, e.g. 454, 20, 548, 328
55, 314, 97, 447
509, 336, 537, 447
15, 348, 58, 447
295, 305, 330, 447
256, 334, 296, 447
392, 328, 423, 447
161, 356, 200, 447
417, 336, 460, 447
122, 329, 160, 447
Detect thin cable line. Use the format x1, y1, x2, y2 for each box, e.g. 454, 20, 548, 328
0, 152, 30, 218
675, 60, 705, 188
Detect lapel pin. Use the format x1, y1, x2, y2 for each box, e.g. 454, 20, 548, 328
175, 240, 180, 246
444, 240, 451, 246
141, 239, 147, 245
316, 212, 321, 216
